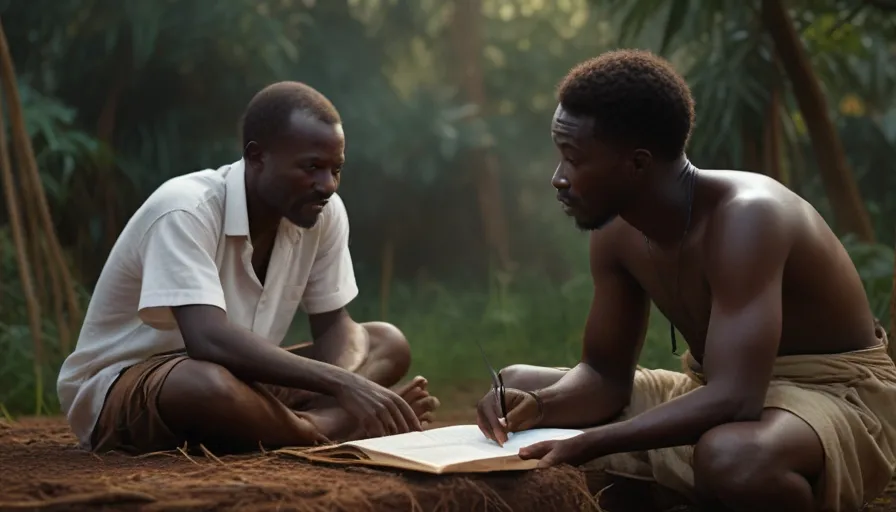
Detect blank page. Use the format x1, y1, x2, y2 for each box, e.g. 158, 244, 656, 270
344, 425, 583, 469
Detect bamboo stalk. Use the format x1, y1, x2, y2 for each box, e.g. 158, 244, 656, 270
0, 81, 44, 415
0, 20, 81, 337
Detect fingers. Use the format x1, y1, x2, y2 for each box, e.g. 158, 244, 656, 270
485, 407, 507, 446
535, 453, 558, 469
503, 389, 539, 433
518, 440, 555, 460
360, 408, 386, 438
492, 403, 509, 445
394, 392, 423, 432
477, 391, 508, 446
476, 404, 493, 441
383, 396, 409, 434
503, 402, 528, 433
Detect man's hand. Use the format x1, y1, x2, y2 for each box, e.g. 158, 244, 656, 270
518, 432, 596, 468
476, 387, 543, 446
334, 374, 422, 438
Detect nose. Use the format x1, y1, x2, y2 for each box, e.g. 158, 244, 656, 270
314, 169, 339, 196
551, 163, 569, 190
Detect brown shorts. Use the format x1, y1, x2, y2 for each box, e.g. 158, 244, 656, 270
91, 350, 190, 454
91, 337, 370, 454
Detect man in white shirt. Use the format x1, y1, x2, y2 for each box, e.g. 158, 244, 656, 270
57, 82, 439, 454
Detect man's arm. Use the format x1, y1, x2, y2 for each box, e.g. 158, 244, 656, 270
535, 224, 652, 428
301, 194, 359, 317
306, 306, 368, 363
139, 210, 355, 396
578, 200, 791, 456
300, 194, 366, 360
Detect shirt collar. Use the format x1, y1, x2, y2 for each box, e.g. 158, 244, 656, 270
223, 159, 302, 244
223, 159, 250, 237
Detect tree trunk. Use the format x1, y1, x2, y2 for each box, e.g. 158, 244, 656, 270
0, 81, 45, 414
97, 35, 132, 255
0, 20, 81, 348
760, 0, 875, 242
449, 0, 514, 274
741, 124, 761, 172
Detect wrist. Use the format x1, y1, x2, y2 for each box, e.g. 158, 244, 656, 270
581, 421, 624, 459
530, 385, 562, 427
526, 389, 546, 427
319, 365, 355, 397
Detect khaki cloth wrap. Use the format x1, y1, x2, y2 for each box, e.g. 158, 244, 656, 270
581, 338, 896, 512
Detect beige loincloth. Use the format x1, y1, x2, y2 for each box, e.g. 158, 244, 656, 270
581, 337, 896, 512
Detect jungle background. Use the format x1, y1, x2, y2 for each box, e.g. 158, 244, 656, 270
0, 0, 895, 417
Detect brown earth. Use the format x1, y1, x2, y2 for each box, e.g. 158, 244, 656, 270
0, 414, 894, 511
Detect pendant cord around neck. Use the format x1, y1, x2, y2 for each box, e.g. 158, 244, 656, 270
644, 161, 699, 355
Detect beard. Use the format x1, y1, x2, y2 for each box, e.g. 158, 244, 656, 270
285, 204, 325, 229
276, 190, 331, 229
573, 211, 617, 231
563, 199, 617, 231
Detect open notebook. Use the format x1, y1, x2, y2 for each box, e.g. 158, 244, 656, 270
298, 424, 583, 474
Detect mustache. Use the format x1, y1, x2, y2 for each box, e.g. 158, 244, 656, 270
303, 190, 332, 204
556, 191, 574, 206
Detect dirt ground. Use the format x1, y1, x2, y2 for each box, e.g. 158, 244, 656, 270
1, 415, 895, 511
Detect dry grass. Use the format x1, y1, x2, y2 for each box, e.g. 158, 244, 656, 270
2, 416, 895, 511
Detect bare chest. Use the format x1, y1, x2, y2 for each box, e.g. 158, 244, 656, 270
624, 234, 713, 355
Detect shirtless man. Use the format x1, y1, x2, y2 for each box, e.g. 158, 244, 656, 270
476, 50, 896, 512
58, 82, 439, 455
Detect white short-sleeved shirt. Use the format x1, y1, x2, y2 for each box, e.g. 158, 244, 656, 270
56, 159, 359, 449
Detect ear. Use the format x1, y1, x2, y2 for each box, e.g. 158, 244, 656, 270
243, 141, 264, 171
631, 149, 653, 173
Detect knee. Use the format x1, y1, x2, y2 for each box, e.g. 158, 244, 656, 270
499, 364, 532, 388
693, 426, 772, 501
499, 364, 565, 390
364, 322, 411, 375
164, 360, 243, 411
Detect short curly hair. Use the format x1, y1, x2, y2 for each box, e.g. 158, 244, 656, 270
241, 81, 341, 149
556, 50, 695, 161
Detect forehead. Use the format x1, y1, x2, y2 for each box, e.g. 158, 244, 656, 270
551, 105, 594, 147
272, 110, 345, 156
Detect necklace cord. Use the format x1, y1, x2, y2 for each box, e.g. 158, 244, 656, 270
644, 162, 699, 355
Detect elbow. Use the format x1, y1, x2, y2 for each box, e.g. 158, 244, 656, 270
170, 305, 233, 363
719, 393, 764, 423
182, 335, 215, 362
181, 327, 224, 363
577, 361, 633, 414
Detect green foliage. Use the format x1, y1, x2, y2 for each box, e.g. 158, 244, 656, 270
0, 228, 89, 415
603, 0, 896, 246
841, 234, 894, 322
2, 237, 891, 415
15, 82, 107, 206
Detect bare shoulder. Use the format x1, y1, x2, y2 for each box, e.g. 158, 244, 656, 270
588, 216, 636, 270
701, 171, 805, 280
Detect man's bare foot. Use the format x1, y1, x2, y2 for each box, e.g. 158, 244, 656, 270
393, 375, 440, 424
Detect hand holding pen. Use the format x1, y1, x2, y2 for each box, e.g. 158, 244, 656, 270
472, 339, 544, 446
